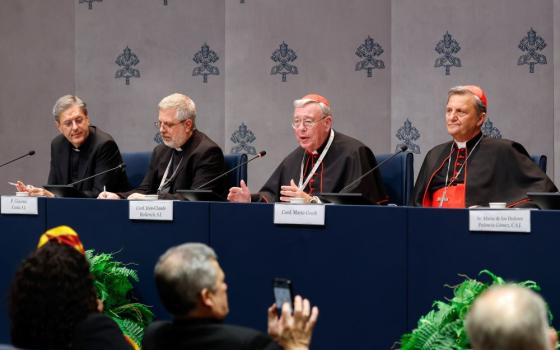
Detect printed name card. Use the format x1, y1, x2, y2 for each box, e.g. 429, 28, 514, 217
129, 200, 173, 221
469, 209, 531, 233
1, 196, 38, 215
273, 204, 325, 226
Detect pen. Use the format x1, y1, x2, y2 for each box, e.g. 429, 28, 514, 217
8, 182, 17, 186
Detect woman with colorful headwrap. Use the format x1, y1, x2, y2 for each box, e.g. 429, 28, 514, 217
9, 226, 133, 349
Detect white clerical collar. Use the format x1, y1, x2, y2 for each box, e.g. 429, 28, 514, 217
455, 140, 467, 149
175, 147, 182, 152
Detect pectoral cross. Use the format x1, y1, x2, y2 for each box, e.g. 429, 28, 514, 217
437, 194, 448, 208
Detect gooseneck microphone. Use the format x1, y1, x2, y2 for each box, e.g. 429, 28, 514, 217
338, 145, 408, 193
67, 163, 126, 186
195, 151, 267, 190
0, 150, 35, 169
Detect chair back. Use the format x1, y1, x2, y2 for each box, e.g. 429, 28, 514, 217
530, 154, 547, 173
122, 152, 151, 188
224, 154, 248, 188
375, 152, 414, 206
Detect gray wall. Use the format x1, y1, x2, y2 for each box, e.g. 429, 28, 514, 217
0, 0, 74, 194
0, 0, 557, 194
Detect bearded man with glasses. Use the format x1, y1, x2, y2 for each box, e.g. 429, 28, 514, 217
16, 95, 130, 198
228, 93, 387, 204
100, 93, 226, 200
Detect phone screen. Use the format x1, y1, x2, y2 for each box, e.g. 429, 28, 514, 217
273, 278, 293, 314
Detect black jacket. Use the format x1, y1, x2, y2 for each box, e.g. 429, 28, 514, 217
120, 129, 226, 199
48, 126, 130, 198
142, 319, 281, 350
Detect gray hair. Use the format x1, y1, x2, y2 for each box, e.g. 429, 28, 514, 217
158, 93, 197, 127
154, 243, 217, 316
466, 284, 550, 350
293, 98, 332, 117
448, 86, 486, 114
52, 95, 88, 122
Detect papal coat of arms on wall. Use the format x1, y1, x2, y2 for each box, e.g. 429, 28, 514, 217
518, 28, 547, 74
355, 36, 385, 78
115, 46, 140, 85
271, 42, 298, 82
434, 31, 461, 76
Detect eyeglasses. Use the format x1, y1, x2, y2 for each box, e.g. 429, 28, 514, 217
154, 120, 185, 129
60, 116, 86, 128
291, 116, 327, 129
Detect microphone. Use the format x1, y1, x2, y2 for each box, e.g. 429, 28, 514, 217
0, 150, 36, 168
338, 145, 408, 193
195, 151, 267, 190
67, 163, 126, 186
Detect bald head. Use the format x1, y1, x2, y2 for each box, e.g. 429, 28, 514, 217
466, 284, 556, 350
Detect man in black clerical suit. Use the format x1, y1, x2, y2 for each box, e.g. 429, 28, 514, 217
16, 95, 130, 198
142, 243, 318, 350
99, 93, 226, 200
411, 85, 557, 208
227, 93, 387, 204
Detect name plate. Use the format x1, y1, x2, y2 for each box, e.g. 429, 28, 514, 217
1, 196, 38, 215
469, 209, 531, 233
273, 204, 325, 226
129, 200, 173, 221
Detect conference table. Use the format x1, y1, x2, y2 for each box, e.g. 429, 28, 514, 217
1, 198, 559, 349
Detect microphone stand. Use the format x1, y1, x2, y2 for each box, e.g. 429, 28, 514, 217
338, 145, 409, 193
0, 151, 35, 169
195, 151, 266, 190
67, 163, 126, 186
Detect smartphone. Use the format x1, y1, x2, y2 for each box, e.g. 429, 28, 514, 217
273, 278, 293, 315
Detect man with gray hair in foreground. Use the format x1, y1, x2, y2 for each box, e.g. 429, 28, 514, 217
466, 284, 557, 350
142, 243, 318, 350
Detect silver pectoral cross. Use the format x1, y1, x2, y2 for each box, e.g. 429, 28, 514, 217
437, 194, 448, 208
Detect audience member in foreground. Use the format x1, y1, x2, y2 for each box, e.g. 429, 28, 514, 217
143, 243, 318, 350
9, 225, 132, 350
466, 284, 557, 350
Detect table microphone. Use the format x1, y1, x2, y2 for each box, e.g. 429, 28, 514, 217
195, 151, 267, 190
0, 150, 35, 169
67, 163, 126, 186
338, 145, 408, 193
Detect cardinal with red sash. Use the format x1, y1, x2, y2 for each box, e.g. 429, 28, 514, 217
411, 85, 556, 208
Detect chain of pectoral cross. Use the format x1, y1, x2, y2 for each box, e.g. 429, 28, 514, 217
437, 136, 483, 206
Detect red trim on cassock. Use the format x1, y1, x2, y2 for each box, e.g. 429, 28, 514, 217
422, 153, 453, 207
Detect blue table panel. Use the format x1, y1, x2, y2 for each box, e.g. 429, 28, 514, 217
407, 208, 560, 331
210, 203, 407, 350
0, 198, 47, 342
45, 198, 211, 322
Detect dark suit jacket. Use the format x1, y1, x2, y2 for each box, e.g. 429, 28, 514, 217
48, 126, 130, 198
72, 313, 133, 350
142, 319, 281, 350
120, 129, 226, 199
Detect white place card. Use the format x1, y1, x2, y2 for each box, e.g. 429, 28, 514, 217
273, 203, 325, 226
469, 209, 531, 233
1, 196, 38, 215
129, 200, 173, 221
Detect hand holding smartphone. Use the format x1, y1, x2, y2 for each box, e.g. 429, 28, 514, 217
272, 277, 293, 315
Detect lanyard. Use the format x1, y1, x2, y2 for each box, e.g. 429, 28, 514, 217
298, 129, 335, 191
157, 152, 183, 193
439, 135, 483, 207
